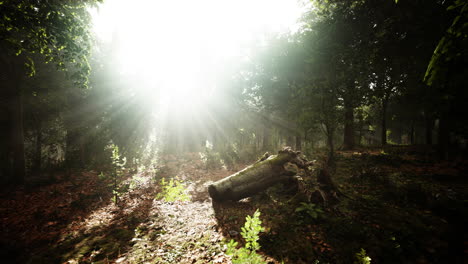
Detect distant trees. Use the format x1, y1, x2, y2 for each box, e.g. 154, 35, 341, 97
1, 0, 465, 186
237, 0, 462, 159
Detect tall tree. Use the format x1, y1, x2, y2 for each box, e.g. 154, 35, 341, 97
0, 0, 100, 184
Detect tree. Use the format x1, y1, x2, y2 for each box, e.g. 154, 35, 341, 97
0, 0, 100, 184
423, 0, 468, 158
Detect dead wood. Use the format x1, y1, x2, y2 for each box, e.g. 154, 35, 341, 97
208, 147, 310, 202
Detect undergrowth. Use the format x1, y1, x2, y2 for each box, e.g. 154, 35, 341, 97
226, 209, 266, 264
156, 178, 190, 202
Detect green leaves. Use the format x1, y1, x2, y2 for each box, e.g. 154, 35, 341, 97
354, 248, 372, 264
241, 209, 264, 251
156, 178, 190, 202
295, 202, 323, 219
25, 57, 36, 77
424, 0, 467, 86
0, 0, 98, 86
226, 209, 265, 264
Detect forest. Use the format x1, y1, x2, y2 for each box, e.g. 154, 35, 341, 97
0, 0, 467, 263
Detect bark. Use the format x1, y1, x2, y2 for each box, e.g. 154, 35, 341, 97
286, 135, 294, 148
0, 49, 26, 184
208, 147, 309, 202
262, 125, 270, 151
343, 100, 355, 150
0, 108, 9, 181
425, 115, 433, 145
395, 126, 402, 145
410, 121, 415, 145
295, 132, 302, 151
65, 129, 84, 168
438, 114, 449, 160
10, 83, 26, 184
381, 99, 388, 146
312, 166, 341, 207
34, 121, 42, 171
325, 124, 334, 161
356, 110, 364, 147
4, 63, 26, 184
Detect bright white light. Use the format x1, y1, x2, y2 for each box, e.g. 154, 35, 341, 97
89, 0, 304, 114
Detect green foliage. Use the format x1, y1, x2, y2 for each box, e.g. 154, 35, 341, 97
241, 209, 264, 251
111, 144, 126, 172
354, 248, 372, 264
108, 143, 126, 204
226, 209, 265, 264
0, 0, 101, 87
295, 202, 323, 219
156, 178, 190, 202
424, 0, 467, 86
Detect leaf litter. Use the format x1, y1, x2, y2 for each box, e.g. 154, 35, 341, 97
1, 148, 467, 263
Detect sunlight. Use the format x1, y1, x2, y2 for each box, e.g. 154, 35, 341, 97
89, 0, 304, 114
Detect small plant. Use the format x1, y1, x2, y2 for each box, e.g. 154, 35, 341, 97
156, 178, 190, 202
226, 209, 265, 264
98, 172, 106, 180
295, 202, 323, 219
107, 143, 127, 204
354, 248, 371, 264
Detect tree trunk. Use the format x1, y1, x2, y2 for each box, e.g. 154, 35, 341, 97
0, 107, 9, 181
325, 124, 334, 161
438, 114, 449, 160
295, 132, 302, 151
262, 125, 270, 151
10, 83, 26, 184
395, 125, 402, 145
381, 100, 388, 146
0, 50, 26, 184
34, 121, 42, 171
356, 110, 364, 147
208, 148, 308, 202
425, 115, 433, 145
410, 121, 415, 145
287, 134, 294, 148
343, 99, 355, 150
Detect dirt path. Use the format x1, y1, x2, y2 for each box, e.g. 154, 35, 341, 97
0, 154, 242, 264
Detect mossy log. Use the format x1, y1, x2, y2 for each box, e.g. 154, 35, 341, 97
208, 147, 309, 202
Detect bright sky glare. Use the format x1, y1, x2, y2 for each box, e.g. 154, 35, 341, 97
89, 0, 305, 113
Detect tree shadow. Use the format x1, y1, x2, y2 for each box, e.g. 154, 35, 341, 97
29, 186, 157, 263
0, 172, 161, 264
0, 172, 114, 263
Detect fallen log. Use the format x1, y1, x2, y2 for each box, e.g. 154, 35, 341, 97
208, 147, 309, 202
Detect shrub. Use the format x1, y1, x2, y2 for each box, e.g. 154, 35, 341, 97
226, 209, 265, 264
295, 202, 323, 219
156, 178, 190, 202
354, 248, 371, 264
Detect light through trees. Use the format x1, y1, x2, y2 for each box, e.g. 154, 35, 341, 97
89, 0, 304, 115
88, 0, 305, 153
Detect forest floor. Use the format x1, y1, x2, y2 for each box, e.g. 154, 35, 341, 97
1, 147, 467, 263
